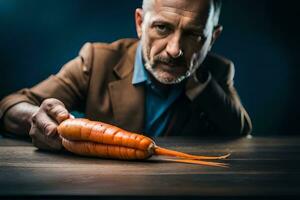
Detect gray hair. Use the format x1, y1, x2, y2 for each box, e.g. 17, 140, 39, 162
142, 0, 222, 25
142, 0, 155, 13
212, 0, 222, 25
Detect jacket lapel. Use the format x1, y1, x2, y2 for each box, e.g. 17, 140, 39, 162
108, 42, 145, 133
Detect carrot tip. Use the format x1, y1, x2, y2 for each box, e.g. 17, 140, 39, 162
154, 146, 231, 160
163, 158, 230, 168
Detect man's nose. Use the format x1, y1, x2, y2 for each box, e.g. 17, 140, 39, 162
166, 34, 182, 58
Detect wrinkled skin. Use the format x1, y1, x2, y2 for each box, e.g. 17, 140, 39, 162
135, 0, 222, 85
29, 98, 71, 151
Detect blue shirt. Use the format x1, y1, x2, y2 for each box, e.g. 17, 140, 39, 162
132, 43, 183, 137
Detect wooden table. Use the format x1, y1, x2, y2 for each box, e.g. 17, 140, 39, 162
0, 134, 300, 199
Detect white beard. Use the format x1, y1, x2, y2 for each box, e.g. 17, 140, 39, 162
143, 47, 201, 85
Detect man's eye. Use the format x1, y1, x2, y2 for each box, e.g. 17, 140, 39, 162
155, 25, 170, 34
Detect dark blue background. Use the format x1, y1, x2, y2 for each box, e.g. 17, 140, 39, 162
1, 0, 299, 135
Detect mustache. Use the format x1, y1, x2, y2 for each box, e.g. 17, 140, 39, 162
153, 55, 186, 67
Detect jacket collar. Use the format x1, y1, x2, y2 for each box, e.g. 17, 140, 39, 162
113, 41, 139, 79
109, 40, 145, 133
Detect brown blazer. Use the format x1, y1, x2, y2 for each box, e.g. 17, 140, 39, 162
0, 39, 252, 136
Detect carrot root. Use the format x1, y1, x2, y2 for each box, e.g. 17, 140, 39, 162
58, 119, 231, 167
154, 146, 230, 160
163, 158, 229, 168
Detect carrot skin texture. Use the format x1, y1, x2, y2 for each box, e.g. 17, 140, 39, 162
58, 119, 155, 152
62, 138, 151, 160
58, 119, 230, 166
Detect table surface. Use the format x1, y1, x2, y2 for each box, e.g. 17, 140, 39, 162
1, 134, 300, 199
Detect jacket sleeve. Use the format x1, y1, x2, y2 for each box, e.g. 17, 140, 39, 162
194, 58, 252, 135
0, 43, 94, 121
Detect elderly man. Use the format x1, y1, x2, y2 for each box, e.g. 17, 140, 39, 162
0, 0, 252, 151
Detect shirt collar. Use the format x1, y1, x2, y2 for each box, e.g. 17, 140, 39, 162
132, 42, 186, 97
132, 42, 148, 85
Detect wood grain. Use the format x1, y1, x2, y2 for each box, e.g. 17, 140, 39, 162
0, 135, 300, 199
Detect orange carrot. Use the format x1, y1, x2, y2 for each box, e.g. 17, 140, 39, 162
57, 118, 230, 167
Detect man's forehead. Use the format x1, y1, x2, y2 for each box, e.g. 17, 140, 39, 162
153, 0, 212, 17
149, 0, 213, 27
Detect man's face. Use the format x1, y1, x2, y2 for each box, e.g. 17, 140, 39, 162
136, 0, 220, 84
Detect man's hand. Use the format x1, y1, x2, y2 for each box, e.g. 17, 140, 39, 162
29, 98, 71, 151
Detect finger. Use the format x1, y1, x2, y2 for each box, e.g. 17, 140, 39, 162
46, 135, 62, 150
42, 99, 69, 123
30, 124, 62, 151
30, 123, 58, 150
48, 104, 70, 123
32, 111, 58, 138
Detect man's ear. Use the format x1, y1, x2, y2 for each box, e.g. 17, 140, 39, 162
135, 8, 144, 39
209, 25, 223, 49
